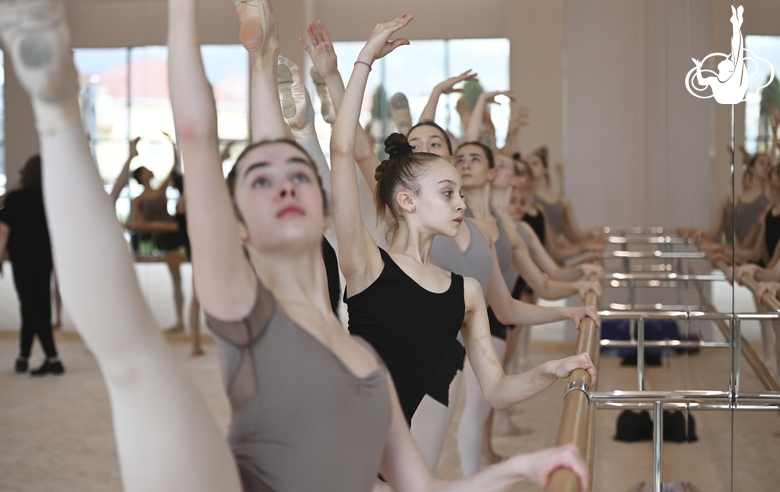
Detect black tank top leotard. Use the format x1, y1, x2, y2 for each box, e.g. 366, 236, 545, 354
345, 248, 465, 424
765, 208, 780, 261
522, 210, 546, 247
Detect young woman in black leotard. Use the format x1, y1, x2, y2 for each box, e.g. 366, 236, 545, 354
331, 12, 598, 440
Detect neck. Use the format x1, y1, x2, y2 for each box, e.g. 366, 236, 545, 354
251, 242, 333, 316
389, 222, 436, 264
490, 185, 513, 213
465, 183, 492, 219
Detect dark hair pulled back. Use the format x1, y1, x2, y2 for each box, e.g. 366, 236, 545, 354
407, 120, 454, 156
20, 154, 42, 190
455, 141, 494, 169
374, 133, 441, 238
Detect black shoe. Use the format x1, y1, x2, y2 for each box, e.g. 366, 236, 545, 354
15, 359, 28, 373
30, 360, 65, 376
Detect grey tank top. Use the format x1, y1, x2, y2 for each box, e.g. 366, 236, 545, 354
465, 208, 514, 289
431, 217, 493, 295
724, 201, 734, 243
735, 194, 770, 244
206, 284, 391, 492
533, 194, 564, 235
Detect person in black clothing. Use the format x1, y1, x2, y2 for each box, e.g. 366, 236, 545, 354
0, 154, 64, 375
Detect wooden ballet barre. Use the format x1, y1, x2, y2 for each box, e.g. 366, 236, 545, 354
548, 275, 601, 492
715, 260, 780, 313
606, 251, 707, 259
125, 221, 180, 234
608, 236, 685, 245
710, 261, 780, 392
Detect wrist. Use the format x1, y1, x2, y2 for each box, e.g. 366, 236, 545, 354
356, 51, 374, 66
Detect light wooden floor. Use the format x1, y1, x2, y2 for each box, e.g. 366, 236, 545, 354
2, 333, 779, 491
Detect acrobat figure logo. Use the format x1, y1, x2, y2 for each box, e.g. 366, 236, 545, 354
685, 5, 774, 104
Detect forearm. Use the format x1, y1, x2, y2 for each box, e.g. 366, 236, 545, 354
423, 460, 530, 492
465, 94, 487, 142
109, 157, 133, 204
294, 133, 332, 203
167, 0, 219, 142
488, 362, 558, 410
488, 280, 569, 326
419, 86, 443, 123
249, 58, 287, 141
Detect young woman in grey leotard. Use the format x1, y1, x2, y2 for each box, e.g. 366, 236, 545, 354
0, 0, 592, 490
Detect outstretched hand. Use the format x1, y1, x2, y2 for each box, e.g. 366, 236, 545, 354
436, 69, 479, 94
300, 20, 338, 78
756, 281, 780, 301
692, 58, 703, 68
481, 90, 516, 105
128, 137, 141, 160
357, 14, 413, 64
580, 263, 606, 281
575, 280, 602, 302
565, 306, 600, 328
512, 444, 588, 492
548, 353, 597, 386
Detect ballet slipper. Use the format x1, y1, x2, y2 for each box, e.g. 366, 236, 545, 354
277, 56, 314, 137
310, 67, 336, 124
389, 92, 412, 135
233, 0, 276, 59
0, 0, 80, 133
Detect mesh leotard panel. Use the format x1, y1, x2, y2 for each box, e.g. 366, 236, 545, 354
206, 284, 391, 491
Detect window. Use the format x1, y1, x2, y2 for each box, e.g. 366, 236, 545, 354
744, 36, 780, 155
312, 38, 510, 159
73, 45, 249, 220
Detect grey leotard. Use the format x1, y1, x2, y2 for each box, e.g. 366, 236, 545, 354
431, 217, 493, 295
533, 194, 565, 235
735, 194, 770, 244
206, 283, 391, 491
724, 201, 734, 243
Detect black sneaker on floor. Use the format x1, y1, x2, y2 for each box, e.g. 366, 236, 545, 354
15, 359, 28, 373
30, 360, 65, 376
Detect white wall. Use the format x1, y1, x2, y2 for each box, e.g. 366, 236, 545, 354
5, 0, 780, 227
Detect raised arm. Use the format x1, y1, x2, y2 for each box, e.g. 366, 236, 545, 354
418, 70, 478, 123
168, 0, 255, 318
302, 20, 380, 193
158, 131, 181, 189
465, 90, 514, 143
329, 14, 411, 292
109, 136, 140, 204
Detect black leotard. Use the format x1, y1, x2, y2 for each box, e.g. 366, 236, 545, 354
522, 210, 546, 247
345, 248, 465, 424
765, 207, 780, 261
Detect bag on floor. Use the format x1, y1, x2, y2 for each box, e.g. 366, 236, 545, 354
615, 410, 653, 441
663, 410, 698, 442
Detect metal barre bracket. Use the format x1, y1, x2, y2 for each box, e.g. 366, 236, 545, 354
564, 381, 591, 402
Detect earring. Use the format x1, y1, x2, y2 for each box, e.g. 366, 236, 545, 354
411, 207, 416, 213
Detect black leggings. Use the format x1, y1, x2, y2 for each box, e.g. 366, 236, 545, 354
13, 262, 57, 359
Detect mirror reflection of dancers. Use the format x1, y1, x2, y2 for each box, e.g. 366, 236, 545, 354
691, 6, 748, 104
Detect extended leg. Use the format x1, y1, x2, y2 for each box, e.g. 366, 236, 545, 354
0, 1, 240, 489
